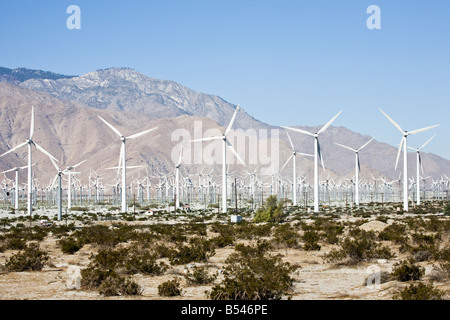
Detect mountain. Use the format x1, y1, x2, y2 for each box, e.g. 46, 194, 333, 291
0, 67, 448, 187
19, 68, 267, 131
0, 67, 76, 86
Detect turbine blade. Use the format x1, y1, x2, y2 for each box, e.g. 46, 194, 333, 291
177, 146, 183, 167
297, 152, 314, 157
408, 124, 440, 136
98, 116, 122, 137
34, 142, 58, 162
395, 137, 405, 171
336, 143, 356, 152
379, 108, 405, 134
358, 137, 375, 151
318, 110, 342, 135
190, 136, 222, 142
0, 141, 28, 158
281, 154, 293, 172
127, 127, 158, 140
51, 174, 58, 189
1, 168, 17, 174
281, 126, 315, 137
357, 154, 361, 173
49, 157, 60, 172
30, 106, 35, 139
318, 140, 325, 171
226, 139, 245, 166
225, 105, 240, 136
419, 135, 435, 150
419, 153, 424, 175
73, 159, 87, 168
285, 131, 295, 151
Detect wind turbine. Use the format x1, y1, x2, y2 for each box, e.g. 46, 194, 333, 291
282, 110, 342, 213
336, 137, 375, 206
281, 131, 313, 206
0, 106, 58, 216
190, 106, 245, 213
407, 135, 435, 205
48, 157, 64, 221
98, 116, 157, 213
379, 108, 440, 211
1, 164, 33, 210
64, 159, 86, 209
174, 145, 183, 209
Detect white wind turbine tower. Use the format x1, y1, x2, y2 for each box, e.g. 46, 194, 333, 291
190, 106, 245, 213
379, 108, 440, 211
64, 159, 86, 209
336, 137, 374, 206
0, 106, 58, 216
48, 157, 64, 220
98, 116, 157, 213
282, 110, 342, 213
281, 131, 313, 206
1, 164, 33, 210
174, 146, 183, 209
407, 135, 435, 205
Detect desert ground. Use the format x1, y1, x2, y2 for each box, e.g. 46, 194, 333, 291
0, 201, 449, 300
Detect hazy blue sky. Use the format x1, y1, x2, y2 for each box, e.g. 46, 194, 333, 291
0, 0, 449, 160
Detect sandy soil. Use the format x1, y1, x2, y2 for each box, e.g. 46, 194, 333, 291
0, 210, 449, 300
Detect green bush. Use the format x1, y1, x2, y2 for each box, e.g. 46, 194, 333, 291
390, 259, 425, 282
325, 230, 395, 263
123, 247, 167, 276
98, 273, 142, 296
169, 237, 216, 265
272, 224, 301, 248
158, 277, 183, 297
184, 266, 217, 285
5, 244, 49, 272
207, 241, 295, 300
393, 282, 447, 300
253, 195, 287, 223
302, 230, 321, 251
59, 237, 83, 254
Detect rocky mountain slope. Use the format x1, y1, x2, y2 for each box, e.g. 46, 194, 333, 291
0, 67, 447, 187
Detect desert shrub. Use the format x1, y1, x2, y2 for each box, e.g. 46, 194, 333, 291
5, 237, 27, 250
325, 230, 395, 263
158, 277, 183, 297
98, 273, 142, 296
253, 195, 287, 223
184, 266, 217, 285
207, 241, 295, 300
211, 233, 235, 248
81, 266, 115, 290
272, 224, 301, 248
123, 247, 167, 276
169, 237, 216, 265
393, 282, 447, 300
378, 223, 408, 244
444, 203, 450, 215
428, 264, 450, 282
302, 230, 321, 251
59, 237, 83, 254
390, 259, 425, 282
234, 221, 272, 240
74, 225, 121, 247
5, 243, 49, 272
185, 222, 207, 236
411, 233, 439, 245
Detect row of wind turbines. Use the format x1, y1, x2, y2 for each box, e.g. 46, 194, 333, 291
0, 105, 442, 218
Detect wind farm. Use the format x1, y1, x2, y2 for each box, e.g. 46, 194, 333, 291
0, 1, 449, 303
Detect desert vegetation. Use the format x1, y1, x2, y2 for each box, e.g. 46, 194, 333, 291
0, 198, 448, 300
